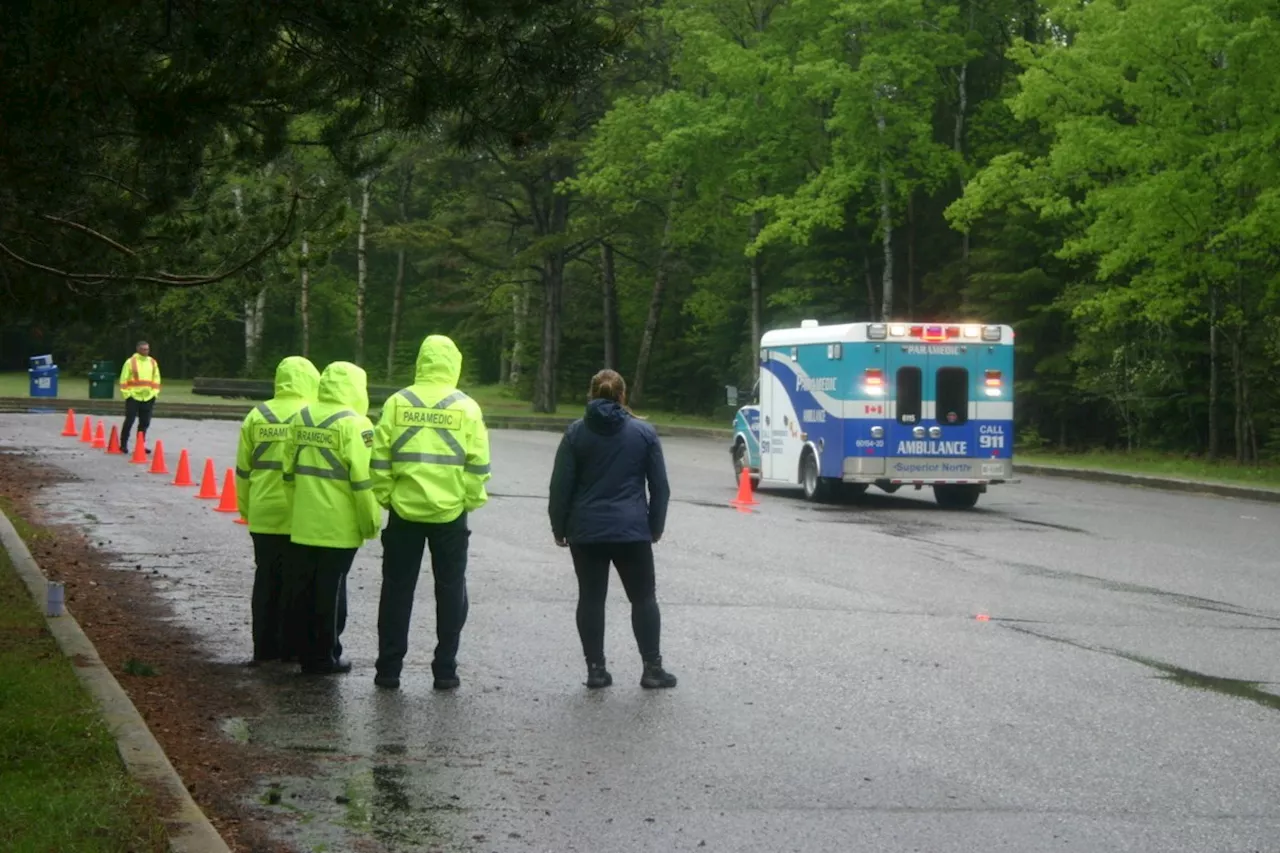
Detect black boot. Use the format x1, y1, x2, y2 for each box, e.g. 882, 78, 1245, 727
585, 661, 612, 689
640, 657, 677, 689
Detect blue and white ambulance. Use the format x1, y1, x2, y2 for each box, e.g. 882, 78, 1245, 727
730, 320, 1015, 508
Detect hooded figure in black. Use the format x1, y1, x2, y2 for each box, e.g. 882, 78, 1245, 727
548, 369, 676, 689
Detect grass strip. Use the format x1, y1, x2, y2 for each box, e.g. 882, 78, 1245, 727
0, 512, 167, 853
1018, 449, 1280, 490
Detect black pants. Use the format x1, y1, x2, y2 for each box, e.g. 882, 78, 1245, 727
376, 510, 470, 679
569, 541, 662, 665
291, 544, 356, 671
121, 397, 155, 449
250, 533, 295, 660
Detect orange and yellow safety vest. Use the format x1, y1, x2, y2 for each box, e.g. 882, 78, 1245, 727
118, 355, 161, 401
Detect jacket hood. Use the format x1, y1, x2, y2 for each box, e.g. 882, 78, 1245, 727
584, 398, 628, 435
274, 356, 320, 400
415, 335, 462, 386
318, 361, 369, 416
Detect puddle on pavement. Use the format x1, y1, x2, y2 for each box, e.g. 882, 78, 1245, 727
1005, 625, 1280, 713
1004, 561, 1280, 623
227, 694, 469, 852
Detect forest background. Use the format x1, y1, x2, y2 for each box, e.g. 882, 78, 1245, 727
4, 0, 1278, 463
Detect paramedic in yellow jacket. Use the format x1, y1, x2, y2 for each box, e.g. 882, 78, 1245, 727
235, 356, 320, 665
283, 361, 381, 675
370, 335, 490, 691
118, 340, 161, 454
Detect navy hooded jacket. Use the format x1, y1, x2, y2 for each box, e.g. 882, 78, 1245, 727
548, 399, 671, 544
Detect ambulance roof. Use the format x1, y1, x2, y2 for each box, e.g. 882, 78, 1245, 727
761, 321, 1015, 347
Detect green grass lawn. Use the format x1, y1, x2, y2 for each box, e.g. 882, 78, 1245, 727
0, 371, 726, 428
0, 371, 206, 404
0, 510, 168, 853
1017, 449, 1280, 489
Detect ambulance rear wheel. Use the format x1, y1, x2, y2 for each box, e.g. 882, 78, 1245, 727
933, 484, 981, 509
732, 440, 747, 483
800, 451, 833, 502
838, 483, 868, 500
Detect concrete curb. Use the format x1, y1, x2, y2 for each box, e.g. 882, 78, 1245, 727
1013, 463, 1280, 504
0, 512, 232, 853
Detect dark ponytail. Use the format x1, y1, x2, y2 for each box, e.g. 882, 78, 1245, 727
588, 369, 643, 417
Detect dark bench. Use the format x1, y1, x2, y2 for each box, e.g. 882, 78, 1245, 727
192, 377, 403, 404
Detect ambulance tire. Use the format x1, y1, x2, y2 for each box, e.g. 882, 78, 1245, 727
837, 483, 868, 501
933, 484, 981, 509
800, 451, 834, 503
732, 439, 755, 486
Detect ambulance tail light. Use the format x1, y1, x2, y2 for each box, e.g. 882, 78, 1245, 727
863, 368, 885, 396
982, 325, 1003, 342
984, 370, 1003, 397
867, 323, 887, 340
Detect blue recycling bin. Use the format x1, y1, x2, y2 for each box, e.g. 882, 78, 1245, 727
28, 355, 58, 398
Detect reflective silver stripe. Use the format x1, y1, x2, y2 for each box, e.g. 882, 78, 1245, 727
371, 459, 392, 470
235, 466, 252, 479
318, 447, 349, 480
294, 465, 346, 481
320, 410, 354, 429
255, 403, 280, 424
391, 452, 466, 465
465, 463, 491, 475
398, 389, 427, 407
389, 389, 425, 455
251, 460, 284, 471
351, 479, 373, 492
436, 390, 467, 409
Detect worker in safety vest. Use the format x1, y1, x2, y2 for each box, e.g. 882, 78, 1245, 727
282, 361, 382, 675
370, 335, 491, 690
118, 340, 161, 454
235, 356, 320, 666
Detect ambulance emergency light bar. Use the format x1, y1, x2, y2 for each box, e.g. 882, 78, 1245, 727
866, 323, 1003, 342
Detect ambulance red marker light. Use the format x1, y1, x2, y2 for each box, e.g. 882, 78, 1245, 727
975, 613, 990, 621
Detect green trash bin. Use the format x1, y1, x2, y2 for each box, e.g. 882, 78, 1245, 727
88, 360, 115, 400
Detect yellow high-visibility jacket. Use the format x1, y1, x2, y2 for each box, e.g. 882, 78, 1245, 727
283, 361, 382, 549
235, 356, 320, 534
371, 335, 491, 524
119, 355, 161, 401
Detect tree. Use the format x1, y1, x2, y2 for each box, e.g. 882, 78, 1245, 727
0, 0, 628, 312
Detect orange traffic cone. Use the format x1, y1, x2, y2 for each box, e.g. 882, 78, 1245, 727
214, 469, 239, 513
92, 421, 106, 449
129, 432, 148, 464
729, 468, 758, 508
196, 459, 220, 499
171, 450, 195, 487
148, 441, 169, 475
106, 425, 124, 455
61, 409, 78, 437
79, 416, 93, 443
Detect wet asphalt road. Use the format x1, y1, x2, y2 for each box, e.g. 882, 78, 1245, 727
5, 413, 1280, 852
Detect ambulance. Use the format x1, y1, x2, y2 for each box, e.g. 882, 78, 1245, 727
730, 320, 1016, 508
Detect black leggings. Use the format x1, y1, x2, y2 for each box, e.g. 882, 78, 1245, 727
569, 541, 661, 665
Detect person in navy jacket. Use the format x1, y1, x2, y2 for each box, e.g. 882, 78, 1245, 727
548, 369, 677, 690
